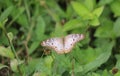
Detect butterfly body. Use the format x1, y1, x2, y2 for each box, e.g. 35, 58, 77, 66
41, 34, 84, 54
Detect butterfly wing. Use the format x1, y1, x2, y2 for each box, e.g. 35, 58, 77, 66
41, 38, 64, 54
64, 34, 84, 53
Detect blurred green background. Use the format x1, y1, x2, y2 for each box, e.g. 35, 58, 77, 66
0, 0, 120, 76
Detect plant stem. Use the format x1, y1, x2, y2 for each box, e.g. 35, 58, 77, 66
2, 26, 23, 76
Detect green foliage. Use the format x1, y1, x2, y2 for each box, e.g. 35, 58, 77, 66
0, 0, 120, 76
0, 46, 14, 59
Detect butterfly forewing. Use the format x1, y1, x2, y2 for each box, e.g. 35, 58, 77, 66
41, 38, 64, 54
64, 34, 84, 53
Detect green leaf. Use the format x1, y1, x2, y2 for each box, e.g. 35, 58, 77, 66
113, 17, 120, 37
35, 16, 45, 40
92, 6, 104, 17
44, 56, 53, 69
10, 59, 19, 72
92, 72, 101, 76
24, 58, 42, 75
71, 1, 90, 18
82, 41, 114, 74
90, 16, 100, 26
7, 32, 14, 42
11, 6, 28, 28
115, 55, 120, 69
115, 71, 120, 76
66, 4, 75, 19
0, 46, 14, 59
51, 24, 65, 37
33, 72, 46, 76
102, 70, 110, 76
94, 18, 115, 38
63, 19, 86, 32
110, 0, 120, 16
29, 16, 46, 55
9, 7, 25, 27
84, 0, 96, 11
98, 0, 113, 5
0, 6, 13, 22
0, 64, 8, 70
29, 41, 40, 55
90, 6, 104, 26
53, 54, 71, 75
10, 59, 24, 73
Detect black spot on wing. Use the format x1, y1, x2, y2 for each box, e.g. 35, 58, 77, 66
73, 38, 75, 41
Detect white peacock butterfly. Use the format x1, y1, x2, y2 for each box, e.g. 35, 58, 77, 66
41, 34, 84, 54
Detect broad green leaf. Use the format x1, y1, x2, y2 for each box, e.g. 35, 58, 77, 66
10, 59, 19, 72
89, 6, 104, 26
63, 19, 86, 32
35, 16, 45, 40
52, 54, 71, 75
51, 23, 65, 37
10, 59, 24, 72
8, 7, 25, 27
110, 0, 120, 16
90, 16, 100, 26
113, 17, 120, 37
93, 38, 111, 48
82, 41, 114, 74
71, 1, 90, 18
73, 47, 97, 64
24, 58, 42, 75
0, 64, 8, 69
92, 72, 100, 76
29, 41, 40, 55
115, 55, 120, 69
102, 70, 110, 76
46, 0, 66, 21
7, 32, 14, 42
93, 6, 104, 17
11, 7, 28, 28
0, 6, 13, 22
115, 71, 120, 76
0, 46, 14, 59
7, 27, 18, 35
29, 16, 46, 54
44, 56, 53, 69
34, 56, 54, 75
98, 0, 113, 5
94, 18, 115, 38
0, 22, 3, 28
33, 72, 46, 76
84, 0, 96, 11
66, 4, 75, 19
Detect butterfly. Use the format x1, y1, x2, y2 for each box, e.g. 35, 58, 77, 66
41, 34, 84, 54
